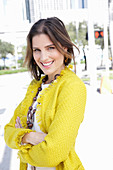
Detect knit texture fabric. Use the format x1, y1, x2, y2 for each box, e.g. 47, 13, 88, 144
4, 66, 87, 170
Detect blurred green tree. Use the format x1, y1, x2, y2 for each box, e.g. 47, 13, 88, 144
66, 22, 77, 42
0, 40, 14, 69
17, 46, 26, 67
66, 21, 88, 47
78, 21, 88, 47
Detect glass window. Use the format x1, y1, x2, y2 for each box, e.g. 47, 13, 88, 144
78, 0, 87, 8
70, 0, 75, 9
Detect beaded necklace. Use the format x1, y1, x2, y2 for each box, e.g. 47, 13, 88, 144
27, 74, 60, 129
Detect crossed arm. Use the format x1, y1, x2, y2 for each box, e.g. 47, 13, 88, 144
5, 80, 86, 167
15, 116, 47, 146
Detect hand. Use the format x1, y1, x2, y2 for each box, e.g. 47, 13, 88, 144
15, 117, 47, 145
22, 132, 47, 145
15, 116, 22, 128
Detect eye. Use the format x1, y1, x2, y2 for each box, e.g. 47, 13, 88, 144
33, 48, 41, 52
48, 46, 55, 50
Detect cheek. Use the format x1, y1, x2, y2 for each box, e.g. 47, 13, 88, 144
53, 52, 64, 61
57, 54, 64, 63
33, 54, 40, 62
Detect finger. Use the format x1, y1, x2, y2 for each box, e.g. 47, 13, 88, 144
15, 119, 20, 128
16, 118, 18, 123
16, 119, 19, 125
15, 117, 22, 128
16, 118, 21, 126
16, 118, 20, 126
18, 119, 22, 128
19, 123, 22, 128
16, 117, 20, 122
15, 124, 19, 128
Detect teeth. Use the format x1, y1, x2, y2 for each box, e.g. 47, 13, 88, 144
42, 61, 53, 66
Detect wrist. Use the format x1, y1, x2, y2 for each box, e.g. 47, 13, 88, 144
22, 133, 29, 144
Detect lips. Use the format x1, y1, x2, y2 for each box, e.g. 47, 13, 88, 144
41, 61, 54, 67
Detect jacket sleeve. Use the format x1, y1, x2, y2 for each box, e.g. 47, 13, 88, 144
4, 80, 37, 152
4, 101, 33, 151
18, 80, 87, 167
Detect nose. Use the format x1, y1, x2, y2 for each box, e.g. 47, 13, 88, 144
40, 50, 48, 62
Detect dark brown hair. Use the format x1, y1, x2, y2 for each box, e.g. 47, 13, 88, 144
24, 17, 79, 80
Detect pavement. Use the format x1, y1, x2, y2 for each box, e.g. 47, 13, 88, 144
0, 70, 113, 170
0, 72, 31, 170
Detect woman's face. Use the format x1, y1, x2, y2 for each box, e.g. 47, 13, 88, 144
32, 34, 66, 81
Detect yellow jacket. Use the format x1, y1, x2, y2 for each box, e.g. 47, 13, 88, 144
4, 67, 86, 170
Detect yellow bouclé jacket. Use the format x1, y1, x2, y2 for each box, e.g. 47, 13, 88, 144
4, 67, 87, 170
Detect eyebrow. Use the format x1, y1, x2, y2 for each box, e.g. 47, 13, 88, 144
32, 44, 55, 49
46, 44, 55, 47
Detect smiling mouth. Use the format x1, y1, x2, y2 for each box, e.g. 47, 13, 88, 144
41, 61, 54, 67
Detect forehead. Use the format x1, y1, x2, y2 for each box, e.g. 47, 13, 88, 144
32, 34, 53, 47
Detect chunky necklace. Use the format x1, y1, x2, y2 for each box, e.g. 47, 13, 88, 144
27, 74, 60, 129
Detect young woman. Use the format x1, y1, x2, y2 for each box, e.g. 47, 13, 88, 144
4, 17, 86, 170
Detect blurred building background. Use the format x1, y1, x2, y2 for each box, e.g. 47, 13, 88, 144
25, 0, 88, 23
0, 0, 113, 78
